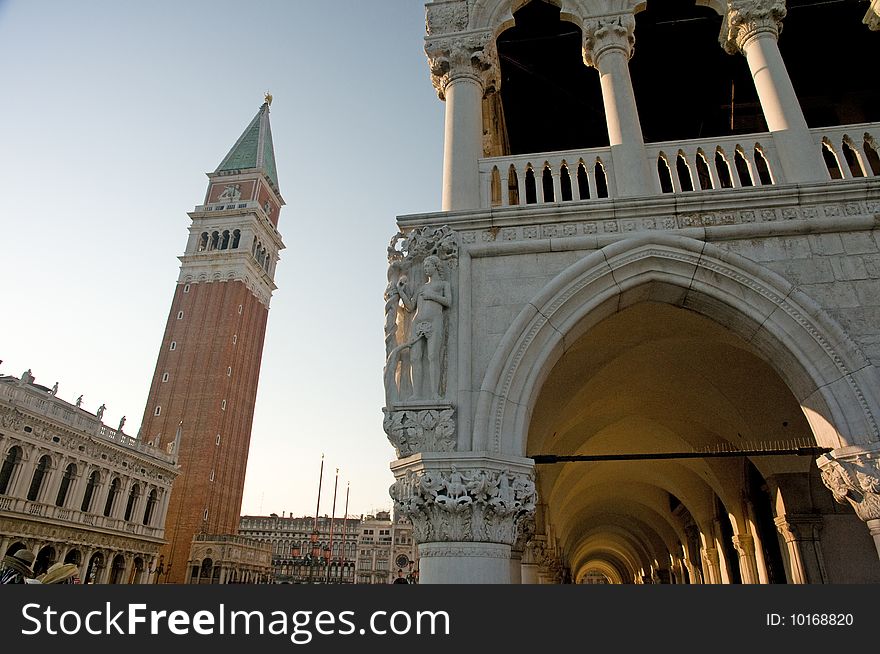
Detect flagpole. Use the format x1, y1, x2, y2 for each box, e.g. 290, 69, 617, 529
326, 469, 339, 583
340, 482, 350, 583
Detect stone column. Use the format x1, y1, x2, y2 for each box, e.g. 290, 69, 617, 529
390, 453, 536, 584
428, 35, 498, 212
701, 545, 722, 584
731, 533, 761, 584
818, 449, 880, 560
774, 515, 826, 584
723, 0, 826, 183
583, 15, 654, 197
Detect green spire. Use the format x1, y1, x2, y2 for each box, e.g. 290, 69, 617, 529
215, 100, 279, 192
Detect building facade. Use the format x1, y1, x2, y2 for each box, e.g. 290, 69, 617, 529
138, 99, 285, 583
240, 514, 360, 584
186, 533, 273, 584
355, 511, 419, 584
384, 0, 880, 584
0, 369, 178, 583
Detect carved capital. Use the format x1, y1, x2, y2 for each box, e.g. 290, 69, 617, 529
774, 515, 823, 543
818, 452, 880, 522
582, 14, 636, 68
731, 533, 755, 556
425, 32, 498, 100
722, 0, 786, 54
383, 406, 456, 458
866, 0, 880, 31
390, 462, 537, 546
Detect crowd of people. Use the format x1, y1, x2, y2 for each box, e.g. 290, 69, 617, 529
1, 549, 81, 584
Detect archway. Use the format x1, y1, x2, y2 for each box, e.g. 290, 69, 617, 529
475, 234, 880, 582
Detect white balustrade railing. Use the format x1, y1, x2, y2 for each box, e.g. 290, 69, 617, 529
0, 495, 163, 539
478, 123, 880, 209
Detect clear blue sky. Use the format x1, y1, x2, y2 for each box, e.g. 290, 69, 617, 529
0, 0, 444, 519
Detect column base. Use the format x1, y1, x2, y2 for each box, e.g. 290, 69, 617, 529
418, 542, 511, 584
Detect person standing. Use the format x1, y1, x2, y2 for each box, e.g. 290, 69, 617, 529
0, 550, 36, 584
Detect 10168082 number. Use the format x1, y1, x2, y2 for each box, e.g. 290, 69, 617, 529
790, 614, 853, 626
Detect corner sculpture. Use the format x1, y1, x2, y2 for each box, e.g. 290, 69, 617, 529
383, 225, 459, 457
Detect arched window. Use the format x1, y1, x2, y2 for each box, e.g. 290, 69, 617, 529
695, 150, 713, 190
842, 138, 864, 178
822, 139, 843, 179
507, 165, 520, 206
863, 134, 880, 175
754, 146, 774, 185
220, 230, 230, 250
560, 163, 572, 201
0, 446, 23, 495
81, 470, 100, 512
232, 229, 241, 249
577, 161, 590, 199
734, 147, 753, 186
542, 164, 554, 202
525, 166, 537, 204
55, 463, 76, 507
103, 477, 120, 517
143, 489, 158, 526
200, 558, 214, 582
209, 231, 220, 250
124, 483, 140, 521
715, 149, 734, 189
676, 152, 693, 192
594, 160, 608, 198
198, 232, 208, 252
490, 166, 502, 207
27, 455, 51, 502
658, 154, 674, 194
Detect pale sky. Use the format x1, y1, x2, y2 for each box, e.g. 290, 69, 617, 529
0, 1, 443, 519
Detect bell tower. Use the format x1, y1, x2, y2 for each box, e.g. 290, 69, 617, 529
139, 97, 284, 583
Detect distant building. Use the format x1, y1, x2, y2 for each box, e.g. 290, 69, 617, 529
355, 511, 418, 584
0, 369, 178, 583
186, 533, 273, 584
239, 514, 360, 584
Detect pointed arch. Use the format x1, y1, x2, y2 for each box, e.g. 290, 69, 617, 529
473, 234, 880, 456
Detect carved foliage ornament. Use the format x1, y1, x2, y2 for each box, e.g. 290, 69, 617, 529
383, 407, 456, 458
390, 467, 537, 545
723, 0, 786, 53
820, 456, 880, 522
582, 14, 636, 67
425, 31, 498, 99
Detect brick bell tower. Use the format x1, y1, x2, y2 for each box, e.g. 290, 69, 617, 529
139, 96, 284, 583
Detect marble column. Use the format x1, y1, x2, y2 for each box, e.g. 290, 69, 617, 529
583, 15, 654, 197
774, 515, 826, 583
818, 449, 880, 560
428, 34, 499, 211
390, 453, 536, 584
723, 0, 826, 183
731, 532, 761, 584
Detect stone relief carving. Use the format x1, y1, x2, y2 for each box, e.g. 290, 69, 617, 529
582, 14, 636, 67
383, 407, 456, 458
218, 184, 242, 202
723, 0, 786, 53
819, 455, 880, 522
383, 225, 458, 410
390, 466, 536, 545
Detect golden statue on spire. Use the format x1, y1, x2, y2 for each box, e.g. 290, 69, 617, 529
264, 91, 273, 106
